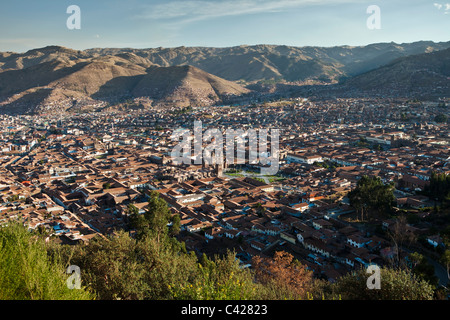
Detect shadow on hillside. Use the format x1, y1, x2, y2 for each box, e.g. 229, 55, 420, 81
0, 61, 90, 97
91, 74, 145, 102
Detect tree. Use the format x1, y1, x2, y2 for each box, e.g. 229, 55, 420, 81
170, 213, 181, 237
129, 191, 173, 243
253, 202, 266, 217
434, 113, 448, 123
145, 191, 172, 243
50, 230, 200, 300
127, 203, 139, 216
408, 252, 438, 287
169, 250, 258, 300
373, 143, 382, 151
348, 175, 395, 221
426, 172, 450, 204
0, 222, 93, 300
387, 215, 416, 268
252, 251, 314, 299
441, 249, 450, 283
7, 194, 19, 202
329, 267, 434, 300
53, 231, 260, 300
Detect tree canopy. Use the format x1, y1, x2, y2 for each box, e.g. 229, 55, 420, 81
0, 222, 93, 300
1, 193, 443, 301
329, 267, 434, 300
426, 172, 450, 205
348, 175, 396, 221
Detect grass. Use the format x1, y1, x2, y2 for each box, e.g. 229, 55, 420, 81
224, 169, 286, 183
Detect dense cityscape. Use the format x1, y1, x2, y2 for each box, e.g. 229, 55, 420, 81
1, 1, 450, 310
1, 97, 449, 301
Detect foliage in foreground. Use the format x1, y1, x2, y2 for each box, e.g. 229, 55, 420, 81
9, 221, 437, 301
0, 222, 93, 300
0, 191, 440, 301
328, 267, 435, 300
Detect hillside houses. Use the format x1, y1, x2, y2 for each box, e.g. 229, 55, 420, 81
0, 99, 448, 283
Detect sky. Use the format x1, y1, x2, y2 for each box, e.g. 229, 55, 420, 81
0, 0, 449, 52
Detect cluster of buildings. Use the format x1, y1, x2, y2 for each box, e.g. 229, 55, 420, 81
0, 97, 448, 282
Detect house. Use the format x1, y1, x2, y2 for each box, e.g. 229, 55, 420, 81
251, 223, 267, 234
286, 153, 323, 164
292, 202, 309, 213
427, 235, 444, 248
399, 174, 429, 191
250, 240, 266, 251
347, 233, 372, 248
343, 252, 356, 267
397, 196, 430, 209
351, 247, 380, 267
382, 219, 396, 231
366, 235, 386, 252
280, 231, 297, 245
302, 192, 325, 203
322, 268, 342, 283
312, 219, 332, 230
265, 225, 283, 236
296, 231, 312, 244
186, 221, 212, 233
292, 222, 314, 243
303, 238, 330, 258
204, 227, 224, 241
225, 229, 241, 239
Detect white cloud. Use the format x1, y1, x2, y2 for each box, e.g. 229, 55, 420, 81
434, 2, 450, 12
136, 0, 359, 24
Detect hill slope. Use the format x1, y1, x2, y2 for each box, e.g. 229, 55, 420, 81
132, 65, 250, 107
1, 41, 449, 114
85, 41, 450, 83
0, 49, 250, 114
341, 47, 450, 98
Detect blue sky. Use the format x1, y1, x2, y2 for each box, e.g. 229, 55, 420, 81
1, 0, 449, 52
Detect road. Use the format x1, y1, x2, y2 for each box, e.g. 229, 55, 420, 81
426, 257, 449, 287
403, 245, 449, 288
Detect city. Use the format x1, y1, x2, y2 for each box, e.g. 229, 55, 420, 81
1, 97, 448, 295
1, 0, 449, 310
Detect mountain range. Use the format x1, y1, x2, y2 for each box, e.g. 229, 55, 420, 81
0, 41, 449, 114
342, 47, 450, 96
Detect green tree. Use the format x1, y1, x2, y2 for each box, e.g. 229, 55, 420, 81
426, 172, 450, 204
169, 250, 259, 300
434, 113, 448, 123
170, 213, 181, 237
53, 233, 260, 300
0, 222, 93, 300
348, 175, 395, 221
253, 203, 266, 217
329, 267, 434, 300
130, 191, 172, 243
127, 203, 139, 216
408, 252, 438, 287
441, 249, 450, 283
51, 230, 199, 300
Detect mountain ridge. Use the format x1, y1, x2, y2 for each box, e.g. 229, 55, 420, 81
0, 40, 449, 114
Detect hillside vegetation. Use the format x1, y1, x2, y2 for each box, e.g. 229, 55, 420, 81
0, 192, 436, 300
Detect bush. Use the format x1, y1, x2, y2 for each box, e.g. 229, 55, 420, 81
0, 222, 93, 300
169, 251, 258, 300
329, 267, 434, 300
